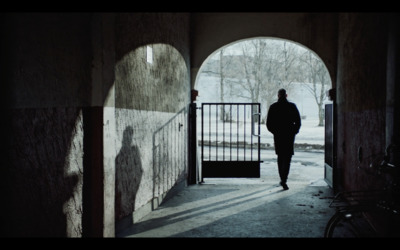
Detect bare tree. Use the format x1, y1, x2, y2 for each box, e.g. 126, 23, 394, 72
200, 49, 235, 121
219, 49, 226, 120
218, 39, 301, 123
238, 40, 263, 103
235, 40, 303, 121
275, 41, 300, 88
300, 50, 330, 126
227, 41, 273, 102
199, 38, 330, 126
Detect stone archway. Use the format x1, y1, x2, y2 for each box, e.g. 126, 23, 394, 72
193, 37, 333, 186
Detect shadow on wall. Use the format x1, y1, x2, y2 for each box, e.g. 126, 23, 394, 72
1, 108, 82, 237
115, 126, 143, 222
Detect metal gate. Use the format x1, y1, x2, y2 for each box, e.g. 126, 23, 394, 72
201, 103, 261, 179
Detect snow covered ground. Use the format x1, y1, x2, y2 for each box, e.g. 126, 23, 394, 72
195, 75, 331, 184
195, 75, 330, 147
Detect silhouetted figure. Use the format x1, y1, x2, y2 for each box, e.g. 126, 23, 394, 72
115, 126, 143, 222
266, 89, 301, 190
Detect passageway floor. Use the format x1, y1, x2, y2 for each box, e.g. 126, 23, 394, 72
118, 152, 336, 238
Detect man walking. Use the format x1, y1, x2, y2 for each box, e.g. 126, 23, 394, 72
266, 89, 301, 190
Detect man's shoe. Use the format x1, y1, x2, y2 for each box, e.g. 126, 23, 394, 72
280, 182, 289, 190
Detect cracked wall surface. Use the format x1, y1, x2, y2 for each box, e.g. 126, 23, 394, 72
1, 12, 190, 237
114, 13, 190, 226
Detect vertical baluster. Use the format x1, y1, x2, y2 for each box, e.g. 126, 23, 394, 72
237, 104, 239, 161
251, 104, 253, 161
230, 104, 232, 161
209, 104, 211, 160
223, 104, 225, 161
244, 104, 246, 161
201, 103, 204, 163
258, 103, 261, 163
216, 104, 218, 161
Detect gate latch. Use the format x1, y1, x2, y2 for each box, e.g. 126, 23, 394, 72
252, 112, 261, 137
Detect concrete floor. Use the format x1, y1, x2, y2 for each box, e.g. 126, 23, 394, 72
117, 152, 336, 238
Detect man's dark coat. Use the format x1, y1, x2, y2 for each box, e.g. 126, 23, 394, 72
266, 98, 301, 155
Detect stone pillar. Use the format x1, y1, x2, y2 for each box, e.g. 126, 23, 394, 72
385, 13, 400, 166
82, 13, 116, 237
336, 13, 389, 191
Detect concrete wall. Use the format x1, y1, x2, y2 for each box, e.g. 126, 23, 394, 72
1, 13, 92, 237
1, 11, 398, 237
190, 13, 338, 89
113, 13, 190, 233
190, 12, 400, 193
1, 12, 190, 237
336, 13, 396, 191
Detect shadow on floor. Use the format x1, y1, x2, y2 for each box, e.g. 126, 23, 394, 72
118, 178, 334, 238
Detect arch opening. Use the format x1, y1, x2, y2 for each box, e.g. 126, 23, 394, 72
194, 37, 332, 185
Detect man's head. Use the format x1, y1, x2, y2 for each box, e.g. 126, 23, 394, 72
278, 88, 287, 99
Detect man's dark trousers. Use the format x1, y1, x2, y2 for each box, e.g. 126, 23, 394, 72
277, 153, 292, 184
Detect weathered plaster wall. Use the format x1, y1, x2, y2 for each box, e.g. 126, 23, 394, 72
113, 13, 190, 231
1, 12, 190, 237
